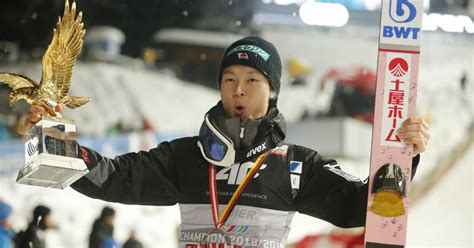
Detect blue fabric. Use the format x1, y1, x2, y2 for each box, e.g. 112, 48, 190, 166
0, 202, 12, 221
0, 226, 14, 248
0, 123, 11, 141
102, 236, 122, 248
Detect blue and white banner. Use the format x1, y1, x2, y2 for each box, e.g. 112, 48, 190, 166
380, 0, 424, 48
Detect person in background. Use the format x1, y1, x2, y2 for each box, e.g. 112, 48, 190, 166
123, 230, 143, 248
459, 71, 467, 92
15, 205, 54, 248
0, 200, 15, 248
89, 206, 121, 248
0, 121, 11, 141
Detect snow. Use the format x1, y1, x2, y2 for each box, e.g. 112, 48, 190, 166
1, 180, 181, 247
0, 25, 473, 247
0, 61, 220, 136
407, 144, 474, 248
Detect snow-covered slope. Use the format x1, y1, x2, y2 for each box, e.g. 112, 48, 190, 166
407, 142, 474, 248
0, 61, 220, 136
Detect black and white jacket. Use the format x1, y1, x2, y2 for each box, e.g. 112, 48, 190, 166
72, 103, 419, 248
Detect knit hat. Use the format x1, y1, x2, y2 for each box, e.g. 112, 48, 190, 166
33, 205, 50, 220
32, 205, 51, 228
0, 201, 12, 221
100, 206, 115, 219
218, 36, 282, 96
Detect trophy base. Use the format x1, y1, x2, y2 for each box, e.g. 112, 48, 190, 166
17, 117, 89, 189
16, 153, 89, 189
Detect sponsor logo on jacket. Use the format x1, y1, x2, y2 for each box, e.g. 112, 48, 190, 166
289, 161, 303, 190
217, 162, 267, 185
228, 208, 257, 220
246, 142, 266, 158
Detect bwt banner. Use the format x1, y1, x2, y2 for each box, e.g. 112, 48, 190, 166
0, 132, 181, 177
380, 0, 423, 48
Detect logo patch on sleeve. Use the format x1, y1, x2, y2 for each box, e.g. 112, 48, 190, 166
80, 147, 91, 164
272, 145, 289, 156
290, 174, 300, 189
324, 165, 361, 182
290, 161, 303, 174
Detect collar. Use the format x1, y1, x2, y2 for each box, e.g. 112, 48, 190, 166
205, 101, 286, 162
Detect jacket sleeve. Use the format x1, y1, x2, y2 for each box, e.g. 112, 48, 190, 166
71, 141, 179, 206
293, 145, 420, 228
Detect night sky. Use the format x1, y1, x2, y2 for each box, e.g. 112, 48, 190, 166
0, 0, 470, 57
0, 0, 256, 57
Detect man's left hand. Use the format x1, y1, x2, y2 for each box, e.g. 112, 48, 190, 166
398, 117, 430, 157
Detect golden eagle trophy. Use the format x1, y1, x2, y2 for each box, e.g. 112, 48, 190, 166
0, 0, 89, 189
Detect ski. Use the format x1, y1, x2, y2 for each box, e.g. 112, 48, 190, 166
364, 1, 424, 247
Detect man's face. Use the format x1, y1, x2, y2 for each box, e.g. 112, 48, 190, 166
105, 215, 115, 226
220, 65, 272, 121
43, 214, 54, 229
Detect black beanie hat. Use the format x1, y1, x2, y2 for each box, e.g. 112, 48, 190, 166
218, 36, 282, 96
33, 205, 50, 220
100, 206, 115, 219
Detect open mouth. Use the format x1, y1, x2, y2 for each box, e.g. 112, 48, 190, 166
234, 106, 244, 117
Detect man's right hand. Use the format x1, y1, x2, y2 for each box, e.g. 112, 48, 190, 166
18, 104, 64, 135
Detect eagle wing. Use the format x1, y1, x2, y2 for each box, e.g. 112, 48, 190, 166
40, 0, 85, 100
61, 95, 90, 109
0, 73, 37, 90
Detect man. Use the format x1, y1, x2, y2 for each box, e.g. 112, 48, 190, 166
22, 36, 430, 247
15, 205, 55, 248
123, 230, 143, 248
0, 200, 15, 248
89, 206, 121, 248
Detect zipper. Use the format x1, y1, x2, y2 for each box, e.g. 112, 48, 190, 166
239, 121, 245, 138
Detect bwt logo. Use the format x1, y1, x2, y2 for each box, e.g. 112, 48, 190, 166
383, 0, 420, 40
389, 0, 416, 23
